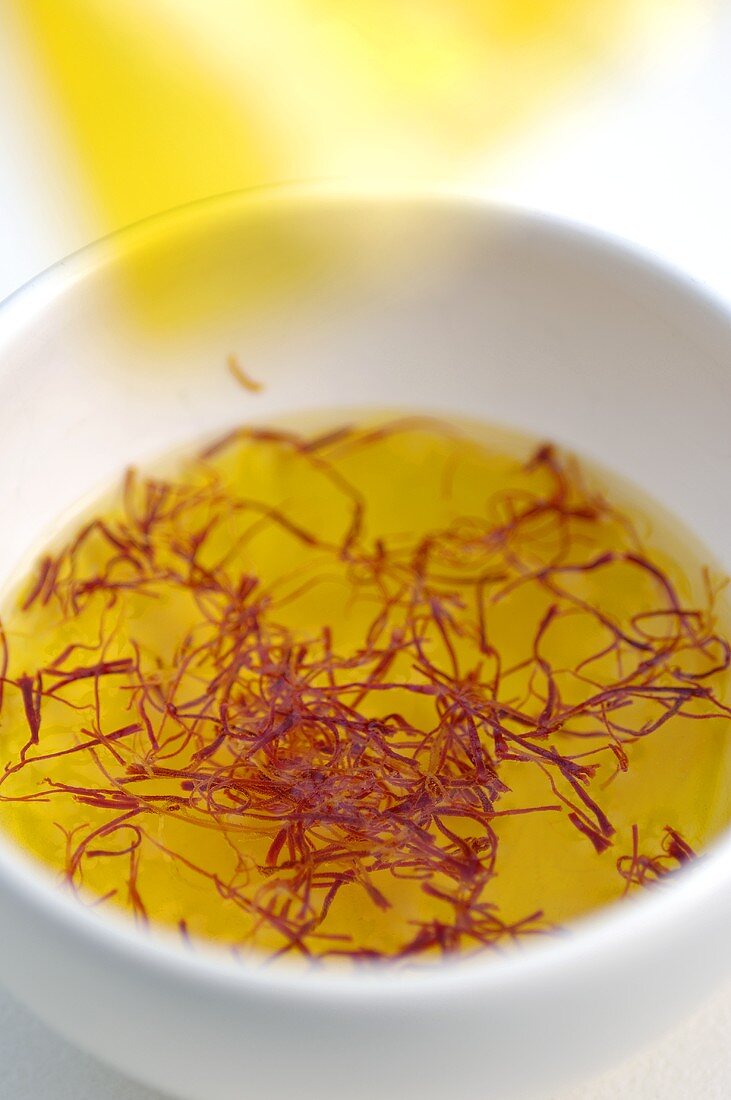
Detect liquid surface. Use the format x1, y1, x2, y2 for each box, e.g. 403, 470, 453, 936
0, 415, 729, 963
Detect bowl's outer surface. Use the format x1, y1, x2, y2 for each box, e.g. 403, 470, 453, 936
0, 190, 730, 1100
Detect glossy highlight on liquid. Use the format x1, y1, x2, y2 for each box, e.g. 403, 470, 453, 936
0, 415, 729, 964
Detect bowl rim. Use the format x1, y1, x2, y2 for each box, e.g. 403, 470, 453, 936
0, 181, 730, 1005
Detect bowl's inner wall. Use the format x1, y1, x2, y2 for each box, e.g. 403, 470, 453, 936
1, 195, 730, 589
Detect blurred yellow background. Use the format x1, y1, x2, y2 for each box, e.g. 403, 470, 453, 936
11, 1, 704, 238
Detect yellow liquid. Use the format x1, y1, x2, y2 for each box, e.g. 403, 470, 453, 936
0, 415, 729, 963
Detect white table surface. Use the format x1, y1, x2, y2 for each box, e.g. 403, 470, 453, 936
1, 6, 730, 1097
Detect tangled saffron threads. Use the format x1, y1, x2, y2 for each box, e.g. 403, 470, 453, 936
0, 416, 729, 964
617, 825, 697, 892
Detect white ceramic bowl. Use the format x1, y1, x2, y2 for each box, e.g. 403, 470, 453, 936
0, 188, 730, 1100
